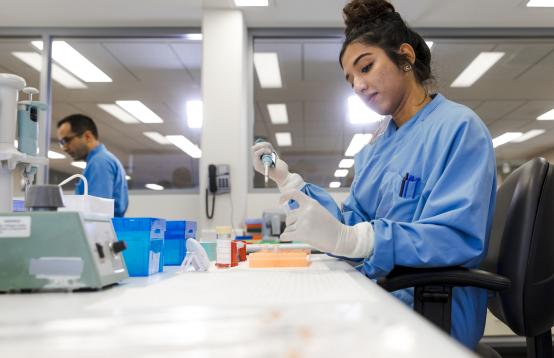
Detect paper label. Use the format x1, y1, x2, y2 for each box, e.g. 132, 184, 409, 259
0, 216, 31, 238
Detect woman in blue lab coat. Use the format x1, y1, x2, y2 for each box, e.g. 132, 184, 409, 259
252, 0, 496, 350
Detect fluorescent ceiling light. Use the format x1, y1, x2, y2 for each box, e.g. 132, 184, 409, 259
116, 100, 163, 123
166, 135, 202, 158
510, 129, 545, 143
234, 0, 268, 6
348, 95, 384, 124
339, 159, 355, 169
98, 104, 139, 124
186, 100, 203, 129
329, 181, 341, 189
275, 132, 292, 147
345, 133, 372, 157
185, 33, 202, 41
537, 108, 554, 120
267, 104, 288, 124
32, 41, 111, 83
450, 52, 504, 88
492, 132, 523, 148
145, 183, 164, 191
334, 169, 349, 178
48, 151, 65, 159
12, 52, 87, 89
253, 52, 282, 88
527, 0, 554, 6
143, 131, 171, 145
125, 175, 131, 181
71, 161, 87, 169
425, 41, 434, 49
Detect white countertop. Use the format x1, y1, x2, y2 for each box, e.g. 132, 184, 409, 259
0, 255, 475, 357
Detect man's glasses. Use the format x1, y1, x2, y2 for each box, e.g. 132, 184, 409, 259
58, 132, 83, 147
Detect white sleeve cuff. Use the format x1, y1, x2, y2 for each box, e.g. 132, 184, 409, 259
278, 173, 305, 193
333, 222, 375, 259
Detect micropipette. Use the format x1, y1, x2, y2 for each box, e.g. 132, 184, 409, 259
255, 139, 276, 186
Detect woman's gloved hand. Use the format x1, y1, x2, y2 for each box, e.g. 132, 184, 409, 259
280, 190, 375, 259
251, 141, 304, 191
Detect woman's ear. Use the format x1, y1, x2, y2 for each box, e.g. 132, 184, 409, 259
398, 43, 416, 65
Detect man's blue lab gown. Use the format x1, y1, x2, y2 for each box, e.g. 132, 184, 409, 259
76, 144, 129, 217
301, 94, 496, 349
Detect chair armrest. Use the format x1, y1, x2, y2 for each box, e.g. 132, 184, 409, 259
377, 266, 511, 292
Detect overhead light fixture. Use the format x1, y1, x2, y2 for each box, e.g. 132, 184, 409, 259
537, 108, 554, 120
267, 104, 288, 124
71, 161, 87, 169
334, 169, 349, 178
425, 41, 434, 49
32, 41, 111, 82
329, 181, 341, 189
527, 0, 554, 6
115, 100, 163, 123
492, 132, 523, 148
253, 52, 282, 88
345, 133, 372, 157
234, 0, 269, 6
348, 95, 384, 124
186, 100, 203, 129
145, 183, 164, 191
339, 159, 355, 169
510, 129, 545, 143
98, 104, 139, 123
143, 131, 172, 145
450, 52, 505, 88
125, 175, 131, 181
166, 135, 202, 158
12, 52, 87, 89
185, 33, 202, 41
47, 151, 65, 159
275, 132, 292, 147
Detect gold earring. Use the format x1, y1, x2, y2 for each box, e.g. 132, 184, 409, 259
403, 64, 412, 72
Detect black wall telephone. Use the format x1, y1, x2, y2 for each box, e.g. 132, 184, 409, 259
205, 164, 230, 219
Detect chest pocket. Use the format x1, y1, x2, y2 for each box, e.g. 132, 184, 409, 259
374, 171, 424, 222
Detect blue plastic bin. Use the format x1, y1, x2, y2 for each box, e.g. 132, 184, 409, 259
164, 220, 197, 266
112, 217, 166, 276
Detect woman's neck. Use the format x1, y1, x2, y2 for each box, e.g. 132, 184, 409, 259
391, 84, 431, 128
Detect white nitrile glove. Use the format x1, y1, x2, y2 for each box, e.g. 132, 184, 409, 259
279, 190, 375, 258
251, 141, 305, 192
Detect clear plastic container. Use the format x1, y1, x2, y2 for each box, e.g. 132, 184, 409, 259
216, 226, 234, 268
164, 220, 197, 266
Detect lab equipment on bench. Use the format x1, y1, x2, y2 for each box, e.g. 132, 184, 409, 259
248, 249, 311, 268
0, 73, 128, 292
254, 138, 276, 187
164, 220, 197, 266
180, 238, 210, 272
112, 217, 166, 277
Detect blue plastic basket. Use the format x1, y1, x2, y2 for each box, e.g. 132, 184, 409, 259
164, 220, 197, 265
112, 217, 166, 276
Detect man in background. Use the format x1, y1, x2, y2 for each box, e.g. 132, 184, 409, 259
57, 114, 128, 217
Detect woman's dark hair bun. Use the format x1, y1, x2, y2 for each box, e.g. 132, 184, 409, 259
343, 0, 396, 38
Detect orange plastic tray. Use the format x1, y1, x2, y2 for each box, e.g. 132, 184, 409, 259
248, 249, 310, 268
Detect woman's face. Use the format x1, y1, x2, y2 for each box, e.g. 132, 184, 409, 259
342, 42, 408, 116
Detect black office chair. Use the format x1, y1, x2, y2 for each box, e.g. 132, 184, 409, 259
378, 157, 554, 358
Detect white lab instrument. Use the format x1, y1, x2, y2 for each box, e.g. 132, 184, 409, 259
0, 73, 128, 292
180, 238, 210, 272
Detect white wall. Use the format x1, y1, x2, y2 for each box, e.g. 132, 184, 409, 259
126, 190, 350, 224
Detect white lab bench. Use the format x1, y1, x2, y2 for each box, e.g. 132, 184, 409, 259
0, 255, 475, 357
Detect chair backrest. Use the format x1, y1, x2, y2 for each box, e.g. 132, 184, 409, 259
482, 157, 554, 337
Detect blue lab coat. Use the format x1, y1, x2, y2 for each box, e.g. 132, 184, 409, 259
76, 144, 129, 217
301, 94, 496, 349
